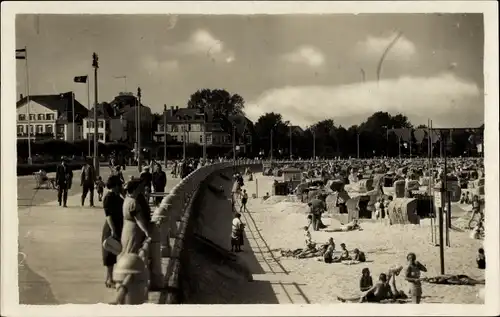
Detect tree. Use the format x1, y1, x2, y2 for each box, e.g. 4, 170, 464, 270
187, 89, 246, 138
187, 88, 245, 116
254, 112, 287, 157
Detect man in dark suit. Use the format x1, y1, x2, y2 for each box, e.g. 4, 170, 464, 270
80, 157, 96, 207
55, 157, 73, 207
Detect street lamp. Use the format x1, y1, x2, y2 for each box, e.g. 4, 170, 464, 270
92, 52, 100, 176
137, 87, 142, 172
311, 129, 316, 160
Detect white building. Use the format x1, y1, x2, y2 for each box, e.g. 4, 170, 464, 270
82, 114, 127, 143
16, 93, 88, 142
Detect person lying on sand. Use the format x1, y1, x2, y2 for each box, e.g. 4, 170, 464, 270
262, 192, 270, 201
340, 219, 360, 231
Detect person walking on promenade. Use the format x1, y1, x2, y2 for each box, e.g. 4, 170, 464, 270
55, 157, 73, 207
152, 163, 167, 206
101, 175, 124, 288
120, 179, 151, 255
81, 157, 96, 207
139, 165, 153, 203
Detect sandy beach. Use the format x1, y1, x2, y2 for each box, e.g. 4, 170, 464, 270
237, 173, 485, 304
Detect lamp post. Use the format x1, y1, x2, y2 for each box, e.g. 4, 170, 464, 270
92, 53, 99, 177
163, 104, 167, 168
357, 131, 361, 159
312, 129, 316, 160
137, 87, 142, 173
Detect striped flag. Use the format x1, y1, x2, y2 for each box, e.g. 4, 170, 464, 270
74, 75, 88, 83
16, 48, 27, 59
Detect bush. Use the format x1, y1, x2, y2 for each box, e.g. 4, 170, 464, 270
17, 162, 85, 176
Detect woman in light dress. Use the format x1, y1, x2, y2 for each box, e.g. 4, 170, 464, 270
120, 179, 151, 256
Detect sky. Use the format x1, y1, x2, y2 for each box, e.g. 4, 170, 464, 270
16, 13, 485, 128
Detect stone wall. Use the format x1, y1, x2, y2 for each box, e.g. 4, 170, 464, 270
149, 159, 315, 304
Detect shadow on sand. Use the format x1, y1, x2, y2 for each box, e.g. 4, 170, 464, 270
182, 167, 280, 304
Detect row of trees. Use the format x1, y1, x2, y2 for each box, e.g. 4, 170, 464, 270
153, 88, 483, 159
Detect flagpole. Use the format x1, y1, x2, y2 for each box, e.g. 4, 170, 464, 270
71, 91, 75, 142
87, 75, 91, 156
25, 46, 32, 165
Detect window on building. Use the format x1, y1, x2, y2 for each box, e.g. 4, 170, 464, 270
171, 125, 178, 132
18, 114, 26, 121
206, 134, 213, 144
29, 114, 36, 121
87, 133, 94, 139
46, 113, 55, 120
36, 125, 43, 133
98, 121, 104, 129
188, 124, 192, 131
172, 135, 178, 141
57, 125, 64, 133
158, 124, 164, 132
37, 114, 45, 120
17, 125, 24, 133
30, 125, 34, 133
199, 135, 203, 143
180, 135, 184, 142
45, 125, 53, 134
98, 133, 104, 141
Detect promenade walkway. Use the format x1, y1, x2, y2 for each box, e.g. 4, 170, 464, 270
18, 166, 180, 304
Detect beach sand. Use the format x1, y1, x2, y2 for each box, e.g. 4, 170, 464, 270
236, 173, 485, 304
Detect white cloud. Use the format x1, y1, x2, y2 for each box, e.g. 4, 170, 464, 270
165, 29, 235, 63
356, 32, 417, 61
245, 73, 483, 129
283, 45, 325, 67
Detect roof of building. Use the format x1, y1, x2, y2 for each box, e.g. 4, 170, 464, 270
16, 93, 89, 122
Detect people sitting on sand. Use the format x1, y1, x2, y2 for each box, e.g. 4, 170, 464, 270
323, 238, 336, 263
329, 243, 350, 263
296, 226, 317, 258
465, 191, 471, 204
352, 248, 366, 263
359, 273, 394, 303
359, 268, 373, 292
476, 248, 486, 269
460, 192, 466, 204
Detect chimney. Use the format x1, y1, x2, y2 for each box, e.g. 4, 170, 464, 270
20, 93, 24, 100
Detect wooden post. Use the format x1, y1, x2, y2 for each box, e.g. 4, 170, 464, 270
255, 178, 259, 198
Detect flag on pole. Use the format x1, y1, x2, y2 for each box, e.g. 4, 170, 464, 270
74, 75, 88, 83
16, 48, 27, 59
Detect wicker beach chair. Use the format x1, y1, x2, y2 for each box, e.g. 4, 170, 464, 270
33, 171, 56, 189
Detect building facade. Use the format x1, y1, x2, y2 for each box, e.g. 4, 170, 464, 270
16, 93, 88, 142
154, 107, 233, 146
82, 115, 128, 143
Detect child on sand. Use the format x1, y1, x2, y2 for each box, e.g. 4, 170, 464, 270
359, 268, 373, 292
476, 248, 486, 269
95, 176, 105, 201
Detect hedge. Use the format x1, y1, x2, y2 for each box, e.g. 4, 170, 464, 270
17, 162, 85, 176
